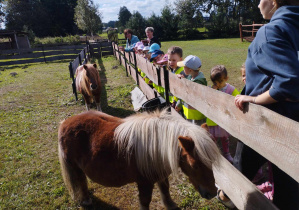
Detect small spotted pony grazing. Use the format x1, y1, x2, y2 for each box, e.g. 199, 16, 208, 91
75, 64, 102, 111
58, 109, 220, 209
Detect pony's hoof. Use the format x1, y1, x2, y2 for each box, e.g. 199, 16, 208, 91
80, 198, 92, 206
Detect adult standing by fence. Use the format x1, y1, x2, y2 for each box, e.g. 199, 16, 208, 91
145, 27, 161, 47
119, 29, 140, 52
232, 0, 299, 209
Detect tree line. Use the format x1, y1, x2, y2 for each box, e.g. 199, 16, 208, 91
1, 0, 266, 40
1, 0, 102, 38
115, 0, 266, 40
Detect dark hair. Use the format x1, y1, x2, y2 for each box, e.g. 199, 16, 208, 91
210, 65, 228, 83
124, 29, 133, 35
167, 46, 183, 58
274, 0, 299, 7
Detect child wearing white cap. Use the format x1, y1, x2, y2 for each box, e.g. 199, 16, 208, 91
176, 55, 207, 125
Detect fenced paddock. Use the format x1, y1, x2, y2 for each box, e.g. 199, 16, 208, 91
0, 44, 88, 66
112, 42, 299, 210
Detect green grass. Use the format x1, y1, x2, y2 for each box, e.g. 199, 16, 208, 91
0, 38, 248, 209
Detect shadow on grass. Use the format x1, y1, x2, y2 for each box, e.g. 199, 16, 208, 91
88, 56, 134, 118
82, 194, 119, 210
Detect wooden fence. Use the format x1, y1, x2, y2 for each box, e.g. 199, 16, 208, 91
67, 41, 114, 101
111, 42, 299, 209
88, 41, 114, 58
239, 22, 264, 42
0, 44, 88, 66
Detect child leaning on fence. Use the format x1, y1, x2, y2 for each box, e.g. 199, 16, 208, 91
205, 65, 239, 163
176, 55, 207, 125
166, 46, 186, 108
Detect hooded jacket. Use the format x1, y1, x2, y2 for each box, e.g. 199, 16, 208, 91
244, 6, 299, 121
125, 35, 140, 52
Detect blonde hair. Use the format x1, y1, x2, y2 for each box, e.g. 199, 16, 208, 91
114, 109, 220, 180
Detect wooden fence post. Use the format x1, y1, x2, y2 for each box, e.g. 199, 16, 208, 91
41, 44, 47, 63
118, 47, 122, 65
86, 45, 90, 61
239, 23, 243, 42
98, 42, 102, 58
69, 62, 78, 101
124, 51, 129, 77
133, 52, 139, 86
252, 21, 255, 37
78, 53, 82, 65
163, 65, 170, 106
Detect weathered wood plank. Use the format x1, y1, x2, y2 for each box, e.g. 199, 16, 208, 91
129, 51, 135, 65
71, 57, 80, 74
42, 45, 86, 51
168, 72, 299, 182
130, 63, 137, 82
213, 156, 278, 210
45, 55, 76, 62
0, 48, 35, 55
101, 46, 113, 51
138, 74, 156, 100
125, 52, 130, 63
99, 42, 112, 47
169, 107, 277, 209
0, 58, 45, 66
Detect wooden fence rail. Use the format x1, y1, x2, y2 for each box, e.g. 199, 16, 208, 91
111, 42, 299, 209
0, 44, 87, 66
239, 22, 264, 42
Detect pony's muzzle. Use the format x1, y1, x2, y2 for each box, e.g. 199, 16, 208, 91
91, 84, 98, 90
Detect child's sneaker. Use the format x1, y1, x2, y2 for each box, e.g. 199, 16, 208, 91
224, 153, 233, 163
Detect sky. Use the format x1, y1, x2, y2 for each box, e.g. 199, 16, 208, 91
94, 0, 176, 23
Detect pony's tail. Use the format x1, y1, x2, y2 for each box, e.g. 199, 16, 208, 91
58, 142, 90, 205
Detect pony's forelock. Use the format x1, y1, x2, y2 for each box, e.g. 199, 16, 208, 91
76, 64, 100, 97
114, 109, 220, 180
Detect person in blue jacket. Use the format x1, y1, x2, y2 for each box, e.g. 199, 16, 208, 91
119, 29, 140, 52
231, 0, 299, 209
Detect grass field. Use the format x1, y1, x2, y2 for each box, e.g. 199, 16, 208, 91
0, 38, 251, 209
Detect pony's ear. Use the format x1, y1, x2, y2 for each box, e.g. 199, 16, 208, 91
83, 64, 88, 70
93, 63, 97, 68
178, 136, 197, 168
178, 136, 194, 153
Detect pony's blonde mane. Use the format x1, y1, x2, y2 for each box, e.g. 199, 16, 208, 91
76, 65, 100, 97
114, 109, 220, 180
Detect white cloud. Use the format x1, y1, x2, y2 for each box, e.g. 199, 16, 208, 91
94, 0, 176, 22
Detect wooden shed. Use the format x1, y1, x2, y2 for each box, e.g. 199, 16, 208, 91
0, 30, 31, 50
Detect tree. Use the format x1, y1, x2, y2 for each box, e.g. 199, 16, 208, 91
4, 0, 78, 37
125, 11, 146, 39
160, 5, 179, 40
146, 13, 163, 40
174, 0, 264, 38
107, 21, 116, 28
118, 6, 131, 27
74, 0, 103, 37
0, 1, 5, 26
175, 0, 202, 39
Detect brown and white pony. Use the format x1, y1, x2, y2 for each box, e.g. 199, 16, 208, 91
58, 109, 220, 209
75, 64, 102, 111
